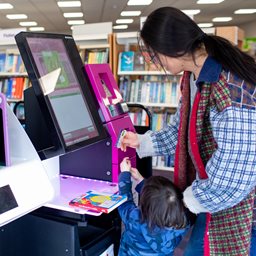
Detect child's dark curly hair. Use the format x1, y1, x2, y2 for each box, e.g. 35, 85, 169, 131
140, 176, 187, 229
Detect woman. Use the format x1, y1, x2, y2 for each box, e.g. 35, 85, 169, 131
120, 7, 256, 256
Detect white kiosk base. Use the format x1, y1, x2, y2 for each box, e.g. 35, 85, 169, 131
0, 102, 54, 227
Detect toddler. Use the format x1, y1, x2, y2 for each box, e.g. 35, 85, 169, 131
118, 157, 189, 255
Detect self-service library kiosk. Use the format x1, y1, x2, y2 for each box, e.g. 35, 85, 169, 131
0, 32, 139, 256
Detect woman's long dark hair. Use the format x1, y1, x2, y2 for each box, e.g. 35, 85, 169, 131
140, 7, 256, 85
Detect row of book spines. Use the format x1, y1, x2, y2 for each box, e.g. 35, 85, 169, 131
119, 79, 180, 105
152, 112, 175, 131
0, 53, 25, 73
152, 155, 175, 168
0, 77, 30, 99
129, 110, 175, 168
129, 111, 150, 127
84, 49, 109, 64
129, 111, 175, 131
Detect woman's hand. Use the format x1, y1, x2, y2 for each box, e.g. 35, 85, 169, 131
120, 131, 139, 152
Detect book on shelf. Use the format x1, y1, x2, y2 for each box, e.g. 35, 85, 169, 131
118, 76, 181, 106
69, 190, 127, 214
152, 155, 175, 168
0, 77, 29, 100
0, 52, 25, 73
118, 51, 164, 72
0, 53, 7, 72
84, 48, 109, 64
141, 51, 162, 71
119, 51, 134, 71
133, 51, 145, 71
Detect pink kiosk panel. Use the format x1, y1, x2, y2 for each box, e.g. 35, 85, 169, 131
85, 64, 136, 183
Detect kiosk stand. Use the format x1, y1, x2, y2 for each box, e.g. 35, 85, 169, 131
85, 63, 136, 182
0, 93, 53, 227
0, 31, 140, 255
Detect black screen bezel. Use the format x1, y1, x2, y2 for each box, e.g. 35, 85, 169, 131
15, 32, 108, 153
0, 108, 6, 165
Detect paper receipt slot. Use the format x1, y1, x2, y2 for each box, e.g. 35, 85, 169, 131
85, 64, 136, 182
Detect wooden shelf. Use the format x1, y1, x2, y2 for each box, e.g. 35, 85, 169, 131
0, 72, 27, 77
127, 102, 178, 108
115, 31, 138, 45
118, 70, 165, 75
7, 98, 24, 102
78, 43, 110, 50
153, 166, 174, 172
118, 70, 183, 75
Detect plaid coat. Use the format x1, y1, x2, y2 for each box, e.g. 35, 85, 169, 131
174, 57, 256, 255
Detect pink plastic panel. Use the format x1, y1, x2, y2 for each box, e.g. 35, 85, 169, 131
85, 64, 124, 122
0, 93, 10, 166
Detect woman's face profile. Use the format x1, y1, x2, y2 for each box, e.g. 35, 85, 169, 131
158, 54, 185, 75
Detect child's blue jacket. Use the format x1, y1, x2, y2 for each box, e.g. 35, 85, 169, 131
118, 172, 189, 256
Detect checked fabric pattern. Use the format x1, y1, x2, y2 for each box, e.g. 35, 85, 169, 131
176, 70, 255, 255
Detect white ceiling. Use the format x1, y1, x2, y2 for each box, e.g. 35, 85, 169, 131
0, 0, 255, 34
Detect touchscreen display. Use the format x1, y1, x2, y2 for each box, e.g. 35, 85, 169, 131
26, 37, 99, 147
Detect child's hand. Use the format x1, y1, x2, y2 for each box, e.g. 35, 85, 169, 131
120, 157, 131, 172
130, 167, 144, 183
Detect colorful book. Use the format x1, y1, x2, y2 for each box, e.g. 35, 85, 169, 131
133, 51, 145, 71
119, 51, 134, 71
69, 191, 127, 214
0, 53, 6, 72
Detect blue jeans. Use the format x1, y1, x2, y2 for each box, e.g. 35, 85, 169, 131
183, 213, 206, 256
251, 227, 256, 256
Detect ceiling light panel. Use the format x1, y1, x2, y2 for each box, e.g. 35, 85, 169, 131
67, 20, 85, 25
127, 0, 153, 6
198, 23, 213, 27
29, 27, 45, 31
63, 12, 83, 18
113, 25, 128, 29
0, 3, 13, 9
212, 17, 232, 22
197, 0, 224, 4
234, 9, 256, 14
6, 14, 28, 20
121, 11, 141, 16
57, 1, 81, 7
116, 19, 134, 24
182, 10, 201, 15
19, 21, 38, 26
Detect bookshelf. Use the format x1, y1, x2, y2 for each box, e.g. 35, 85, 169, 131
72, 22, 113, 70
113, 32, 181, 172
0, 29, 29, 108
0, 49, 29, 102
202, 26, 245, 50
215, 26, 244, 49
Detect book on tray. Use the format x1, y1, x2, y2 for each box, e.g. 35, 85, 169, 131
69, 190, 127, 213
